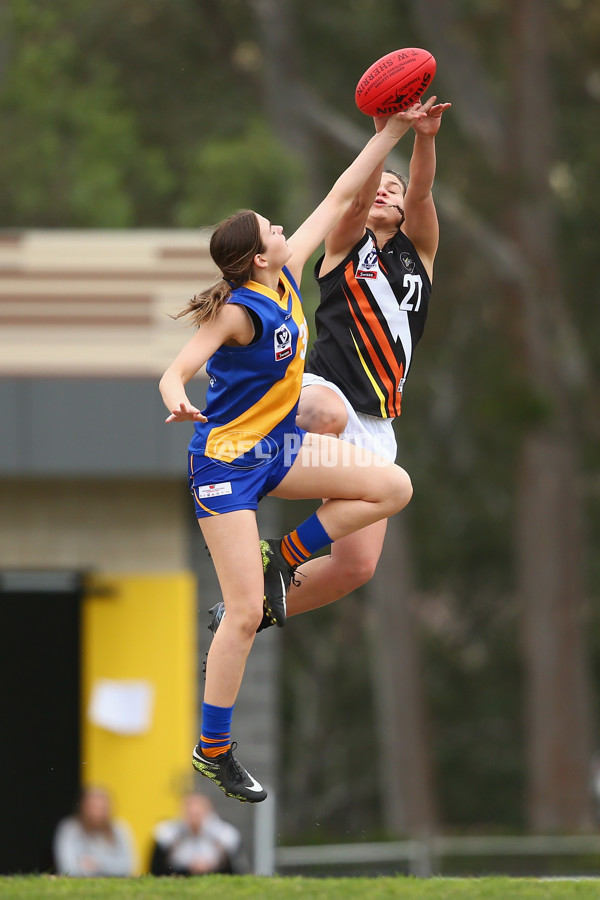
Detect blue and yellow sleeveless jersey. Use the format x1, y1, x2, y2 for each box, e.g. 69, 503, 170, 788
189, 265, 308, 466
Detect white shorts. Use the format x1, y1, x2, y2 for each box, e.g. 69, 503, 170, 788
302, 372, 398, 463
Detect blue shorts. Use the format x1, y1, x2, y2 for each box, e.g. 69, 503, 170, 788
188, 427, 306, 518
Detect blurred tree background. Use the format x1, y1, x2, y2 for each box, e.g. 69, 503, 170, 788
2, 0, 600, 842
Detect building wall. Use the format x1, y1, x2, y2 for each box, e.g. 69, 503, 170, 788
0, 478, 189, 571
0, 228, 215, 377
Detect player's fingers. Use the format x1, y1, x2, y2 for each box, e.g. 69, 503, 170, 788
420, 95, 438, 111
401, 104, 426, 118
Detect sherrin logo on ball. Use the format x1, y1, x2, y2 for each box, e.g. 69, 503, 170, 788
355, 47, 436, 116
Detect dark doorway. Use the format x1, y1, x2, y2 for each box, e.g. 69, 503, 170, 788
0, 571, 82, 874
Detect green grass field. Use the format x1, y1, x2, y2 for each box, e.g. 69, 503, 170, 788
1, 876, 600, 900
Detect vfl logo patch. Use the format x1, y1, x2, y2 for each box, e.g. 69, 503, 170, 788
196, 482, 232, 498
357, 248, 379, 279
401, 252, 415, 273
274, 323, 292, 360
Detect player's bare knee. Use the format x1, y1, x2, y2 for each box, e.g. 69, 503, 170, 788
382, 465, 412, 514
226, 602, 263, 638
297, 394, 348, 436
395, 467, 413, 510
342, 554, 379, 590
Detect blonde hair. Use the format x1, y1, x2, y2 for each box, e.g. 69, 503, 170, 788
176, 210, 264, 327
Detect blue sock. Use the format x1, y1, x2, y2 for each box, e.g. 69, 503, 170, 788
200, 701, 234, 758
281, 512, 333, 567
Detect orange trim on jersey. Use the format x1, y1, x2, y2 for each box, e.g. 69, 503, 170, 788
344, 263, 403, 416
346, 302, 393, 416
346, 266, 396, 417
397, 361, 404, 417
350, 332, 388, 418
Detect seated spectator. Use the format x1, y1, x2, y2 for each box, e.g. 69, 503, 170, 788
150, 791, 247, 875
53, 785, 136, 877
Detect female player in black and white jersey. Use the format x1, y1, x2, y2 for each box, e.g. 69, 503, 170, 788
289, 97, 451, 617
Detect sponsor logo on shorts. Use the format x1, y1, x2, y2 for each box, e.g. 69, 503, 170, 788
196, 482, 232, 498
274, 324, 292, 360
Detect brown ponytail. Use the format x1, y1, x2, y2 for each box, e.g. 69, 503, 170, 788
175, 210, 264, 327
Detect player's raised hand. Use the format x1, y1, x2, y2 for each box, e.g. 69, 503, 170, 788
373, 95, 436, 134
381, 103, 430, 140
412, 99, 452, 137
165, 402, 207, 424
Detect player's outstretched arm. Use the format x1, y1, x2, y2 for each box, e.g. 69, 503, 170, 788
285, 106, 426, 286
319, 115, 390, 267
402, 100, 451, 276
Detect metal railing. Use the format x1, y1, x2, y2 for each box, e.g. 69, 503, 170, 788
274, 834, 600, 877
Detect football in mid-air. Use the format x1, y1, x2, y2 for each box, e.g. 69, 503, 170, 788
355, 47, 436, 116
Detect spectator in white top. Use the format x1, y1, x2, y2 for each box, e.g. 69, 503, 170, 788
150, 791, 247, 875
53, 785, 136, 876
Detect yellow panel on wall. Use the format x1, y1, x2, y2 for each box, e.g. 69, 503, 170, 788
82, 573, 197, 874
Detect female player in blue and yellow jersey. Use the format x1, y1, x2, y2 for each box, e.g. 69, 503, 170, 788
159, 105, 429, 804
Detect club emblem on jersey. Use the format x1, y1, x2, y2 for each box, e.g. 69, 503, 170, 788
401, 252, 415, 273
274, 323, 292, 360
357, 248, 379, 280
